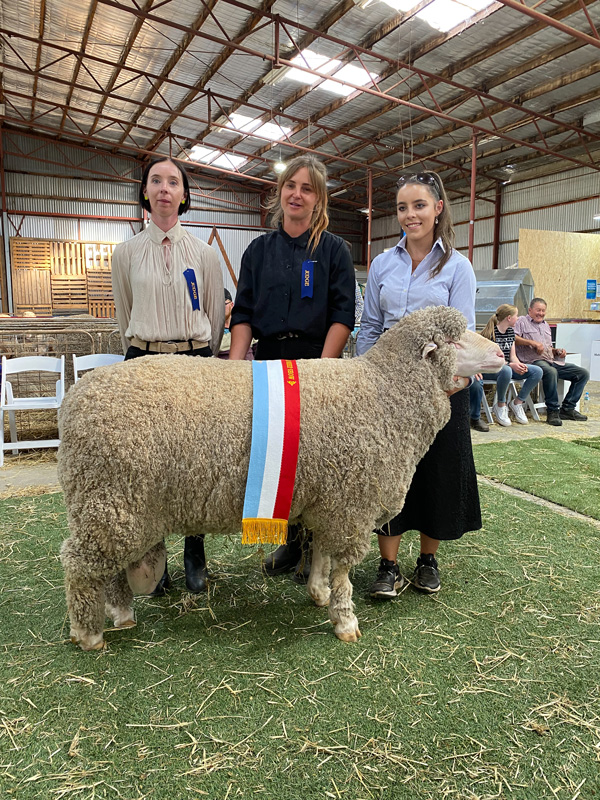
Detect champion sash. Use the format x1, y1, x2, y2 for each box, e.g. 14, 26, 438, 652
242, 359, 301, 545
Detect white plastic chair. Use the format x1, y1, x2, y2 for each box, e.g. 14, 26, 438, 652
73, 353, 124, 383
480, 379, 541, 424
1, 355, 65, 467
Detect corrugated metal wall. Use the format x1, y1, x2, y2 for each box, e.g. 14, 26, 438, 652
371, 167, 600, 272
2, 131, 266, 298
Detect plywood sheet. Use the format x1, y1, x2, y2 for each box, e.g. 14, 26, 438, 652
518, 229, 600, 319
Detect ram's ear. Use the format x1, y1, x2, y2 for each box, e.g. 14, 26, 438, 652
421, 342, 437, 359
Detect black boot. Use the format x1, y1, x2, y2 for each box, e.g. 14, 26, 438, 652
184, 535, 208, 593
150, 566, 172, 596
262, 525, 303, 576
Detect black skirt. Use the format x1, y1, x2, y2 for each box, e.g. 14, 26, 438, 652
378, 388, 481, 541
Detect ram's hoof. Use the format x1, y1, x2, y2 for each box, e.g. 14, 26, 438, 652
308, 587, 331, 607
80, 639, 106, 651
70, 628, 105, 651
335, 628, 362, 643
114, 619, 136, 630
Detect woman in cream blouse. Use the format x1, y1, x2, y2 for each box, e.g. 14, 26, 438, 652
112, 156, 224, 595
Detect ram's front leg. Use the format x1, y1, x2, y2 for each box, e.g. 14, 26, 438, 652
105, 570, 136, 630
64, 577, 107, 651
307, 540, 331, 607
329, 559, 361, 643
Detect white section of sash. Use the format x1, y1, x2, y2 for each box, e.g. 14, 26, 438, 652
257, 360, 285, 518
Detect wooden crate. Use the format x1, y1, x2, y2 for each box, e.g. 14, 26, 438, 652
51, 275, 88, 311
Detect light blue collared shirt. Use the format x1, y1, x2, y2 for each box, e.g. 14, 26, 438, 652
356, 237, 476, 355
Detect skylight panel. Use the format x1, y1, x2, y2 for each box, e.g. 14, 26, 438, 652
252, 122, 292, 141
416, 0, 495, 32
287, 49, 341, 85
189, 145, 217, 163
224, 113, 260, 133
378, 0, 415, 10
210, 153, 247, 170
319, 63, 379, 96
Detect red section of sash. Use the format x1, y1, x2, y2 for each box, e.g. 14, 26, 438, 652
273, 359, 301, 520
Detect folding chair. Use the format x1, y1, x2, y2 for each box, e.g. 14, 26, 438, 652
73, 353, 124, 383
1, 355, 65, 467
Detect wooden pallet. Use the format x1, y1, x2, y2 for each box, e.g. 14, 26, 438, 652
10, 238, 52, 271
12, 268, 52, 315
50, 275, 88, 311
88, 299, 116, 319
87, 270, 115, 318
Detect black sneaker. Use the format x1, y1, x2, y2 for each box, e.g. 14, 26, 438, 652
546, 409, 562, 427
369, 558, 405, 598
412, 554, 441, 593
559, 407, 588, 421
470, 418, 489, 432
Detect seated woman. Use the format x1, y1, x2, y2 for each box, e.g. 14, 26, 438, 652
469, 304, 543, 428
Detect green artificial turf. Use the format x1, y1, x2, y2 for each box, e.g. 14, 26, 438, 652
572, 436, 600, 452
1, 490, 599, 798
474, 437, 600, 520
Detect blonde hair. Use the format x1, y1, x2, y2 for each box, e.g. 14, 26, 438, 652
265, 155, 329, 253
481, 304, 518, 340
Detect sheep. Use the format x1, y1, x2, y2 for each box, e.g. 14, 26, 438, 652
58, 305, 504, 650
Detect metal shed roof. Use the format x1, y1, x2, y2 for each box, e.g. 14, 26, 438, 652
1, 0, 598, 215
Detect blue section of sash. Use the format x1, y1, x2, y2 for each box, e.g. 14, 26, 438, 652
242, 360, 269, 519
183, 268, 200, 310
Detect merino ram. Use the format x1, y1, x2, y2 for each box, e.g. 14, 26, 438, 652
59, 305, 503, 650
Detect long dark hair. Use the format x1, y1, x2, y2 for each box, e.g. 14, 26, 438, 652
396, 171, 455, 277
139, 157, 191, 215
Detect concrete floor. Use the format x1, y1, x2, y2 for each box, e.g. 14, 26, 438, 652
1, 381, 599, 498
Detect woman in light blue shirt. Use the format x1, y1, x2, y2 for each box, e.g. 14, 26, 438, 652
357, 171, 480, 599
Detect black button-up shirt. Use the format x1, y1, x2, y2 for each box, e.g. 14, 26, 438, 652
231, 227, 355, 343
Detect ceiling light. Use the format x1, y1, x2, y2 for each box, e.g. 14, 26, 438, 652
359, 208, 370, 214
274, 161, 287, 173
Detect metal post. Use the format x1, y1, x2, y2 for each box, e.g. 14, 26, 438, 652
366, 168, 372, 272
0, 127, 13, 314
468, 132, 477, 265
492, 182, 502, 270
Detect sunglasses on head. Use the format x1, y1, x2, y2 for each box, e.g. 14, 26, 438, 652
396, 173, 439, 190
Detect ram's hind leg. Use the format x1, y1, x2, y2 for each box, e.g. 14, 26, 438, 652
105, 571, 136, 629
329, 559, 361, 643
307, 540, 331, 607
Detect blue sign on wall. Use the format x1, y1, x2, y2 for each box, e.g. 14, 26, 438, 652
587, 279, 597, 299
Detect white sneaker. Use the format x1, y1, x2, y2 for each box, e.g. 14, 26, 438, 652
509, 399, 528, 424
493, 403, 512, 427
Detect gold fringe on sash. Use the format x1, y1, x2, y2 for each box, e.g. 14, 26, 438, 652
242, 518, 288, 545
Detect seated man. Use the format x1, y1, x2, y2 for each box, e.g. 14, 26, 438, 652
514, 297, 589, 426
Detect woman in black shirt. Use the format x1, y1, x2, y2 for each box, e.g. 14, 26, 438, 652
229, 155, 355, 579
